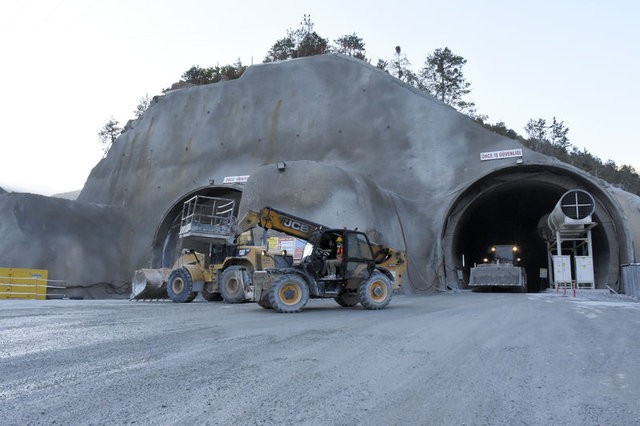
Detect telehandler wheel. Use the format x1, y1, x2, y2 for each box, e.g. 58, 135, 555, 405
220, 266, 249, 303
358, 272, 392, 310
268, 274, 309, 313
335, 291, 359, 307
167, 268, 197, 303
201, 282, 223, 302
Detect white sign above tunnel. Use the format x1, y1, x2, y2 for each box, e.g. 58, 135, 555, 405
480, 149, 523, 161
223, 175, 250, 184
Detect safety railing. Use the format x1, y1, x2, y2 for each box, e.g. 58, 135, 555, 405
179, 195, 236, 239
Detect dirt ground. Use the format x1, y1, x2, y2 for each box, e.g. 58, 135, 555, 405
1, 290, 639, 425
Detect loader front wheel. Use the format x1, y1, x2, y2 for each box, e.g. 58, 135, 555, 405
268, 274, 309, 313
167, 268, 197, 303
335, 291, 359, 307
358, 272, 392, 310
220, 266, 248, 303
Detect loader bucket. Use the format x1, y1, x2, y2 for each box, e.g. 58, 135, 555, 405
469, 264, 525, 288
131, 268, 171, 300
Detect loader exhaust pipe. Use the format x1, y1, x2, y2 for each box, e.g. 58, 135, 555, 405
131, 268, 171, 300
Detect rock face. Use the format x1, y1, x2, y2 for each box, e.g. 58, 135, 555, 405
1, 54, 639, 296
0, 192, 128, 297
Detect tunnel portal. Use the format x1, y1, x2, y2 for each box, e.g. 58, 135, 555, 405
444, 166, 617, 292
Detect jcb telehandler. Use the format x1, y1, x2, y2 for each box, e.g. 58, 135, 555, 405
237, 207, 407, 313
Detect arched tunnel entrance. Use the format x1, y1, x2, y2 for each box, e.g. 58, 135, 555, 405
443, 166, 622, 292
151, 185, 243, 268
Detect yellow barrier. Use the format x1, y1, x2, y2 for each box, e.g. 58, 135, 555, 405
0, 268, 49, 300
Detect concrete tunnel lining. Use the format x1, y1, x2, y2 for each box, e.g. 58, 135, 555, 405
151, 185, 243, 268
442, 165, 622, 292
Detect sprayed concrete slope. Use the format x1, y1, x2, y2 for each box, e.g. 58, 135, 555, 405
1, 54, 638, 296
0, 193, 128, 294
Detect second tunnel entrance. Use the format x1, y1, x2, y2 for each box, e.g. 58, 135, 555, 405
443, 166, 618, 292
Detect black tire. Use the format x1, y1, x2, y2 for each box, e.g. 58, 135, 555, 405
257, 294, 272, 310
220, 266, 249, 303
335, 291, 359, 307
267, 274, 309, 313
167, 268, 197, 303
201, 281, 223, 302
358, 272, 392, 310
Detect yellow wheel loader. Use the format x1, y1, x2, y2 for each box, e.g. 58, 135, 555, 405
468, 244, 526, 291
131, 196, 292, 303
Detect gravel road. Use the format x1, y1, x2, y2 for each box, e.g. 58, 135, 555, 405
1, 290, 639, 425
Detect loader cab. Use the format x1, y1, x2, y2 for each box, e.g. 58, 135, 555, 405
483, 244, 522, 266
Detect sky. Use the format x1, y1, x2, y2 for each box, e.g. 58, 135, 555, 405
1, 0, 638, 195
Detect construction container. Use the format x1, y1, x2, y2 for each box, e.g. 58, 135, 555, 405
621, 263, 640, 298
0, 268, 48, 300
